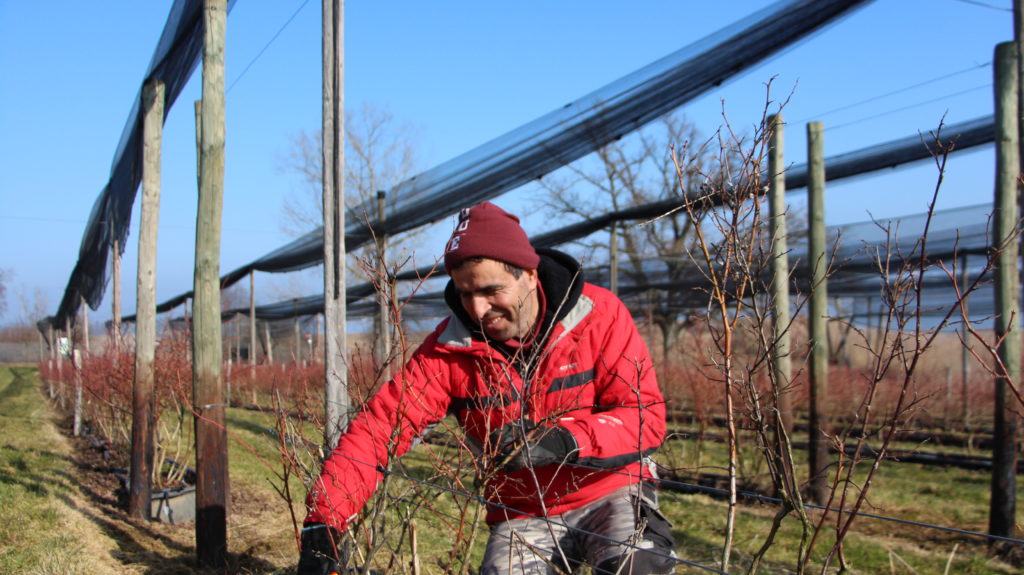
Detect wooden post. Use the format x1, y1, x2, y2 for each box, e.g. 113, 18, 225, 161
609, 222, 619, 296
112, 238, 122, 352
63, 316, 71, 408
322, 0, 349, 449
265, 321, 274, 365
768, 114, 794, 440
989, 41, 1019, 541
193, 0, 229, 566
129, 78, 164, 520
961, 252, 971, 431
806, 120, 830, 506
47, 323, 55, 398
72, 349, 83, 437
376, 190, 391, 381
249, 269, 257, 370
80, 297, 90, 355
294, 315, 301, 364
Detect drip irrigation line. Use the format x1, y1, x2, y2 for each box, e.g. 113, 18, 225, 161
227, 0, 311, 94
826, 83, 991, 132
799, 62, 991, 123
950, 0, 1012, 11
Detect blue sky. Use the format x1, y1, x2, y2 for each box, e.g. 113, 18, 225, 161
0, 0, 1011, 326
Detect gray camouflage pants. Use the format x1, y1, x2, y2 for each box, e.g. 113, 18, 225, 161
479, 483, 677, 575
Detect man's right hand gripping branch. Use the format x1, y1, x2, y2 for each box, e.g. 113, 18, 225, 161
297, 524, 347, 575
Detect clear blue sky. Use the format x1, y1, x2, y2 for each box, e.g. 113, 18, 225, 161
0, 0, 1011, 326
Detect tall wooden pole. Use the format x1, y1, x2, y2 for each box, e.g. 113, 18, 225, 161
129, 78, 164, 520
609, 222, 619, 296
249, 269, 257, 369
265, 321, 274, 365
80, 297, 90, 354
960, 253, 971, 431
193, 0, 229, 566
989, 41, 1019, 541
112, 238, 122, 352
376, 190, 391, 381
322, 0, 349, 449
806, 121, 830, 506
768, 114, 794, 440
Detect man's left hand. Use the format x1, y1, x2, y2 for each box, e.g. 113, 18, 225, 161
493, 423, 578, 472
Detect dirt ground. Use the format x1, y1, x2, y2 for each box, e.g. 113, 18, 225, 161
57, 416, 294, 574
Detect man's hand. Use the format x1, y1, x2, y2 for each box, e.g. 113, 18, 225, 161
297, 524, 347, 575
491, 422, 578, 472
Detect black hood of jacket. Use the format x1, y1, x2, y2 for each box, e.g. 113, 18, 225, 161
443, 247, 585, 347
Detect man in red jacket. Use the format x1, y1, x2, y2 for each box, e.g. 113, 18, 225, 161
299, 202, 675, 574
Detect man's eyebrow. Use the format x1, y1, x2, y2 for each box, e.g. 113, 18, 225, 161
457, 283, 504, 295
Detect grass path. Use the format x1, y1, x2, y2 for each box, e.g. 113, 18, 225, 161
0, 365, 130, 574
0, 365, 301, 574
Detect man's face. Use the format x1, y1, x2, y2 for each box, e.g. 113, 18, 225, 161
450, 258, 539, 342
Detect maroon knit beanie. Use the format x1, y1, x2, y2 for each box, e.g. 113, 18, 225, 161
443, 202, 540, 273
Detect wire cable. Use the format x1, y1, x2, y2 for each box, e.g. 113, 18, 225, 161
306, 438, 1024, 574
949, 0, 1012, 11
227, 0, 311, 94
798, 62, 991, 123
825, 83, 991, 132
564, 460, 1024, 546
314, 450, 732, 574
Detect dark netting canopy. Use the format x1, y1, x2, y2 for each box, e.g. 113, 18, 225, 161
157, 199, 998, 343
349, 202, 1001, 329
58, 0, 876, 331
47, 0, 237, 332
212, 0, 876, 291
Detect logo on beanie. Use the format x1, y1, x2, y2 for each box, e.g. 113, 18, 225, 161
446, 206, 475, 254
443, 201, 539, 272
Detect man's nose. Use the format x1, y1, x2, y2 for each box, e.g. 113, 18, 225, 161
470, 296, 490, 320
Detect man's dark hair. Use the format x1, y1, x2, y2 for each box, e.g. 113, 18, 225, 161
451, 256, 525, 279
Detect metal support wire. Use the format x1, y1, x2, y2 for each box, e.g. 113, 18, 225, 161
310, 449, 732, 574
315, 445, 1024, 558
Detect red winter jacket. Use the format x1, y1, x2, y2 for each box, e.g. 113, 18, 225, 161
305, 250, 666, 528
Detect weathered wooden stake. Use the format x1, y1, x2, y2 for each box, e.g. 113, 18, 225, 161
960, 252, 971, 431
768, 114, 794, 439
265, 321, 274, 365
322, 0, 349, 449
129, 77, 164, 520
989, 40, 1019, 541
806, 120, 830, 506
249, 269, 257, 371
72, 349, 83, 437
609, 222, 619, 296
376, 190, 391, 381
80, 297, 90, 354
112, 238, 122, 352
193, 0, 229, 566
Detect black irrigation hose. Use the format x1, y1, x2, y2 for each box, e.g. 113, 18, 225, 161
578, 462, 1024, 547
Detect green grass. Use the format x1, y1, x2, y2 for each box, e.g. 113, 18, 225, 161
2, 365, 1020, 574
652, 435, 1021, 573
0, 366, 104, 574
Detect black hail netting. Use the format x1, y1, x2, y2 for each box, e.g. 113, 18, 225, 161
147, 201, 1000, 337
380, 203, 1003, 327
48, 0, 237, 332
55, 0, 873, 331
144, 112, 993, 321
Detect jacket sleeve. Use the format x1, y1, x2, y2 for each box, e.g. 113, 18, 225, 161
304, 339, 453, 531
558, 290, 666, 468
